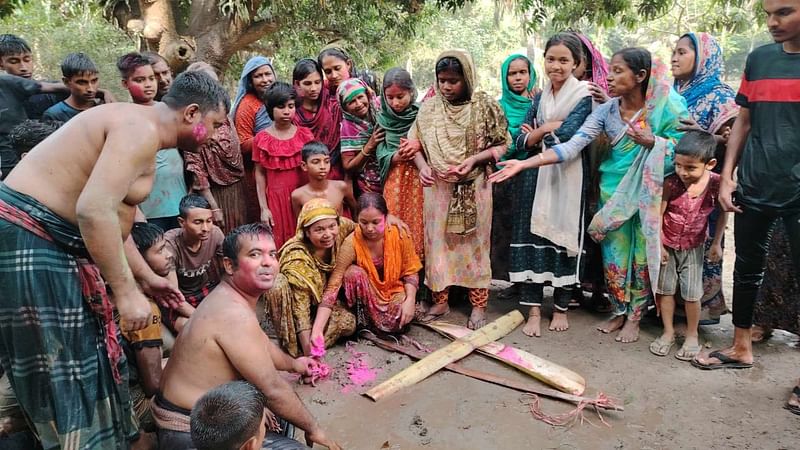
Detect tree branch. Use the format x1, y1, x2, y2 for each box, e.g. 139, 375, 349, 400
234, 18, 280, 49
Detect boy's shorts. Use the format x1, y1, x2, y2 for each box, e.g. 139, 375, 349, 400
656, 245, 704, 302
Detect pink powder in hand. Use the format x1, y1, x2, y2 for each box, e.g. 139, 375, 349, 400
310, 336, 326, 358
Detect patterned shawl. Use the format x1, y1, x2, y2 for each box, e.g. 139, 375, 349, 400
674, 32, 739, 134
278, 198, 354, 305
416, 50, 509, 180
338, 78, 376, 153
353, 224, 422, 303
588, 59, 689, 293
573, 32, 609, 92
376, 92, 420, 183
184, 120, 244, 188
231, 56, 274, 133
499, 54, 536, 160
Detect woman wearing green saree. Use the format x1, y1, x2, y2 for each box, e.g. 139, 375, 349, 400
493, 47, 689, 343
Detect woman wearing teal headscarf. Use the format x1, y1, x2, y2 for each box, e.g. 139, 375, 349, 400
499, 54, 537, 161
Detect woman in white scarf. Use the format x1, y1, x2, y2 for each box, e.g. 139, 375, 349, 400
489, 33, 594, 337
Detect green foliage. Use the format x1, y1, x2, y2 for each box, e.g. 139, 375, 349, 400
1, 0, 136, 100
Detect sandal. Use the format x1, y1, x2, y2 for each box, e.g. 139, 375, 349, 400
417, 307, 450, 324
784, 386, 800, 416
691, 350, 753, 370
675, 343, 703, 361
649, 336, 675, 357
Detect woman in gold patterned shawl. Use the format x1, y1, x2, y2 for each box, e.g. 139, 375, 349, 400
407, 50, 510, 329
265, 198, 357, 356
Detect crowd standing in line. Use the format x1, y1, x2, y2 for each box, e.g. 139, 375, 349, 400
0, 0, 797, 447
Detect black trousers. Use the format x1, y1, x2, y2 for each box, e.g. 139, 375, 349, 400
518, 282, 572, 312
732, 206, 800, 328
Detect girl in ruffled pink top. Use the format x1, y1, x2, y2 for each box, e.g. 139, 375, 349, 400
253, 82, 315, 248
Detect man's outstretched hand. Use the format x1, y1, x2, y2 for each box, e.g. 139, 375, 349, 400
140, 274, 184, 309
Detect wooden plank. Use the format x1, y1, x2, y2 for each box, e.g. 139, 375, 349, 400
364, 310, 524, 401
421, 320, 586, 395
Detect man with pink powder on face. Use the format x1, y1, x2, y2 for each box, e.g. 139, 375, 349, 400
0, 70, 229, 449
118, 52, 189, 231
157, 223, 342, 450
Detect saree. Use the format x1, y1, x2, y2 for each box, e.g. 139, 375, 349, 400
264, 199, 356, 356
499, 54, 536, 161
0, 184, 137, 448
338, 78, 382, 193
322, 225, 422, 333
587, 60, 688, 317
411, 49, 509, 291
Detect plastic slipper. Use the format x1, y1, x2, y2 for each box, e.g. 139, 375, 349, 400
675, 343, 703, 361
784, 386, 800, 416
417, 308, 450, 324
649, 336, 675, 357
691, 350, 753, 370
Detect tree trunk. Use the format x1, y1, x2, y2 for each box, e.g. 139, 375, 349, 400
137, 0, 194, 71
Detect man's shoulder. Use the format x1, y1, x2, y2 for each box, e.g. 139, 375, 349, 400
163, 227, 183, 244
0, 74, 40, 98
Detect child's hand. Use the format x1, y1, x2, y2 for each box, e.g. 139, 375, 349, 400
520, 123, 534, 134
661, 246, 669, 265
707, 243, 723, 263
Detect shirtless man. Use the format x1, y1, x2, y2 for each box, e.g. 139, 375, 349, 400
156, 223, 341, 450
0, 70, 228, 449
291, 140, 357, 218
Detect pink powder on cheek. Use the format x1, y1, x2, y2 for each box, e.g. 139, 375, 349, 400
376, 216, 385, 234
192, 123, 208, 143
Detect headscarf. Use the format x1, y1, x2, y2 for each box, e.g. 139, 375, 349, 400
588, 59, 689, 295
376, 91, 420, 183
231, 56, 275, 132
573, 32, 609, 92
415, 50, 509, 235
338, 78, 381, 192
674, 32, 739, 133
278, 199, 352, 305
499, 54, 536, 160
353, 223, 422, 303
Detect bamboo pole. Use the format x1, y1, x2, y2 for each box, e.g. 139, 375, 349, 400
361, 333, 622, 411
364, 310, 524, 401
421, 320, 586, 395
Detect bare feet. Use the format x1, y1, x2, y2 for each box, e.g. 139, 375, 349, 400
419, 303, 450, 323
522, 306, 541, 337
615, 318, 640, 343
692, 346, 754, 368
467, 306, 487, 330
597, 315, 624, 334
549, 311, 569, 332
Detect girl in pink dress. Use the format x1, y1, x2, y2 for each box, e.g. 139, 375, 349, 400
254, 81, 315, 248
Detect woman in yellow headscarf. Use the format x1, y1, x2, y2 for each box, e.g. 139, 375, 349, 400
406, 50, 510, 329
265, 198, 357, 357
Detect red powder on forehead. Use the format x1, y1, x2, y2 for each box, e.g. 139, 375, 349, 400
193, 123, 208, 143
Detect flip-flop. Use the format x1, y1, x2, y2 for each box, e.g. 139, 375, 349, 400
649, 336, 675, 357
784, 386, 800, 416
691, 350, 753, 370
416, 307, 450, 324
675, 343, 703, 361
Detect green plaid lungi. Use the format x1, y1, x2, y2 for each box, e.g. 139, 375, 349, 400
0, 183, 137, 449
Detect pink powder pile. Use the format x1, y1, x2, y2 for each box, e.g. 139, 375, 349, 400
341, 342, 381, 393
496, 345, 528, 367
310, 336, 326, 358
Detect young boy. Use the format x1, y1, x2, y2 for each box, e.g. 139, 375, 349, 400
291, 141, 357, 218
163, 194, 224, 333
42, 52, 104, 122
117, 51, 158, 105
122, 222, 171, 432
0, 34, 68, 178
8, 119, 62, 160
651, 130, 727, 361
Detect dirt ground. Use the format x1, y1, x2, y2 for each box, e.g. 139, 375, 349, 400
294, 229, 800, 450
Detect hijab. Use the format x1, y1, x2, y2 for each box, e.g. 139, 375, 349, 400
499, 54, 536, 160
231, 56, 275, 133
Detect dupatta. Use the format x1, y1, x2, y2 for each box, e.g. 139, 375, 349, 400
499, 54, 536, 160
588, 60, 689, 293
231, 56, 274, 132
675, 32, 739, 134
353, 224, 422, 303
529, 76, 591, 255
376, 97, 420, 183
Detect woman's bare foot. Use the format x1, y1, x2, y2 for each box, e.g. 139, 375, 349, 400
522, 306, 541, 337
549, 311, 569, 332
419, 302, 450, 323
615, 318, 640, 343
597, 315, 624, 334
467, 306, 487, 330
